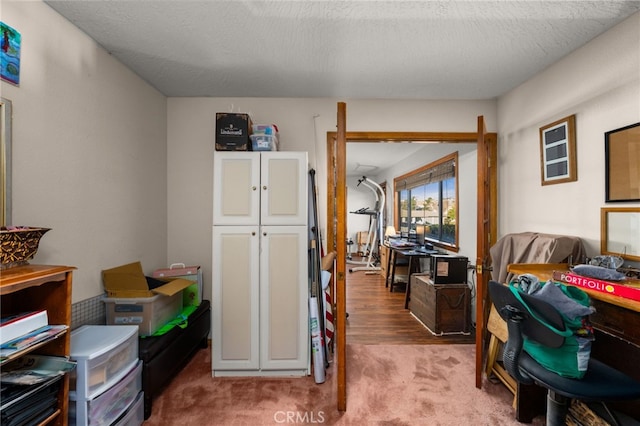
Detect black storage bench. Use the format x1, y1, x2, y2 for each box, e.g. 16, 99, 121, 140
138, 299, 210, 419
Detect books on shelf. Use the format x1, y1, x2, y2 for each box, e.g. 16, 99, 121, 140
553, 270, 640, 302
0, 373, 64, 425
0, 310, 48, 346
0, 325, 69, 360
1, 354, 76, 386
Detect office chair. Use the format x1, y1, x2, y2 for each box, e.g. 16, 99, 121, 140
488, 280, 640, 426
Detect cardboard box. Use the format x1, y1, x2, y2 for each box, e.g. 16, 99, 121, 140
102, 262, 193, 299
152, 263, 202, 305
215, 113, 252, 151
102, 262, 194, 336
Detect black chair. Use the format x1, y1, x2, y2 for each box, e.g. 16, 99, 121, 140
488, 280, 640, 426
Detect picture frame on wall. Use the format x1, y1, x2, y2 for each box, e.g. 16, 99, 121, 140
539, 114, 577, 186
0, 22, 21, 86
0, 97, 11, 226
605, 122, 640, 202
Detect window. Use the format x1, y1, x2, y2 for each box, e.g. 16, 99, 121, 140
394, 152, 458, 250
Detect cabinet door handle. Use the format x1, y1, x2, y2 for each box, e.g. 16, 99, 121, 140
263, 185, 267, 190
252, 231, 256, 236
263, 232, 267, 236
252, 186, 257, 191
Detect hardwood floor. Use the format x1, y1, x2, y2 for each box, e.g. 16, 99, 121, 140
344, 264, 475, 345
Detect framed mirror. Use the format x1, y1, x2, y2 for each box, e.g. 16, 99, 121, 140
1, 97, 12, 226
605, 122, 640, 202
601, 207, 640, 262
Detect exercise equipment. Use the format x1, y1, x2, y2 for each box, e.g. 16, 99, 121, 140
348, 176, 384, 273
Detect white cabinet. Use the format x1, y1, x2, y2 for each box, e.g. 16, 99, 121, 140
213, 151, 307, 226
212, 151, 309, 377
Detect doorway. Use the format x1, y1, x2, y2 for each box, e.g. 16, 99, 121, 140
326, 105, 497, 411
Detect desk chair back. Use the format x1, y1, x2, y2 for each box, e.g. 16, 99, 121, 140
488, 280, 565, 349
488, 280, 640, 426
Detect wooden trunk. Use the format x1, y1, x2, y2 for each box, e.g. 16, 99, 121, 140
409, 275, 470, 335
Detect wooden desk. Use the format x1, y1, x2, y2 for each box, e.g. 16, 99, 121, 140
504, 263, 640, 422
400, 248, 439, 309
506, 263, 640, 313
383, 242, 439, 308
383, 241, 415, 290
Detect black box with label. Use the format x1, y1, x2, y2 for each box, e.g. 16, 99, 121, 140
215, 113, 252, 151
429, 254, 468, 284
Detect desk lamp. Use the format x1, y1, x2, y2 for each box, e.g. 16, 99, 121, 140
384, 226, 396, 242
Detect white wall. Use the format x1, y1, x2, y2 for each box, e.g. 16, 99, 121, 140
167, 99, 496, 302
12, 1, 638, 305
1, 1, 168, 302
497, 11, 640, 267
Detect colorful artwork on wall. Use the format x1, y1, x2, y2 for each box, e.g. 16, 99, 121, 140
1, 22, 21, 86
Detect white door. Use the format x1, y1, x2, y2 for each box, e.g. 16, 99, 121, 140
212, 225, 260, 372
213, 152, 260, 226
260, 152, 308, 226
259, 225, 309, 371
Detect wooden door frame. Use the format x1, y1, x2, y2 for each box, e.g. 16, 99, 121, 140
326, 106, 497, 411
475, 117, 498, 388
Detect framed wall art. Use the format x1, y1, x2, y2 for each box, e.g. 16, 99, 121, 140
605, 122, 640, 202
601, 207, 640, 262
539, 114, 577, 186
0, 97, 11, 226
0, 22, 20, 86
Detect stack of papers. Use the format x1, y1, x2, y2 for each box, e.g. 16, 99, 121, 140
0, 325, 68, 360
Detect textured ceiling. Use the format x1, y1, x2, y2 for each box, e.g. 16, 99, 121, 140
42, 1, 640, 177
45, 0, 640, 99
346, 143, 428, 177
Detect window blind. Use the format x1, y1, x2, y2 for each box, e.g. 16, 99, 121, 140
394, 158, 455, 192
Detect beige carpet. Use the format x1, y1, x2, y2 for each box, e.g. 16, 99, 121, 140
144, 344, 545, 425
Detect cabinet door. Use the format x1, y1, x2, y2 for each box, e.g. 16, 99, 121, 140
213, 152, 260, 225
260, 152, 308, 226
259, 226, 309, 370
212, 226, 260, 371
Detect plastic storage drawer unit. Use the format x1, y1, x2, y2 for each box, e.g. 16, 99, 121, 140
69, 360, 142, 426
113, 391, 144, 426
70, 325, 139, 401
